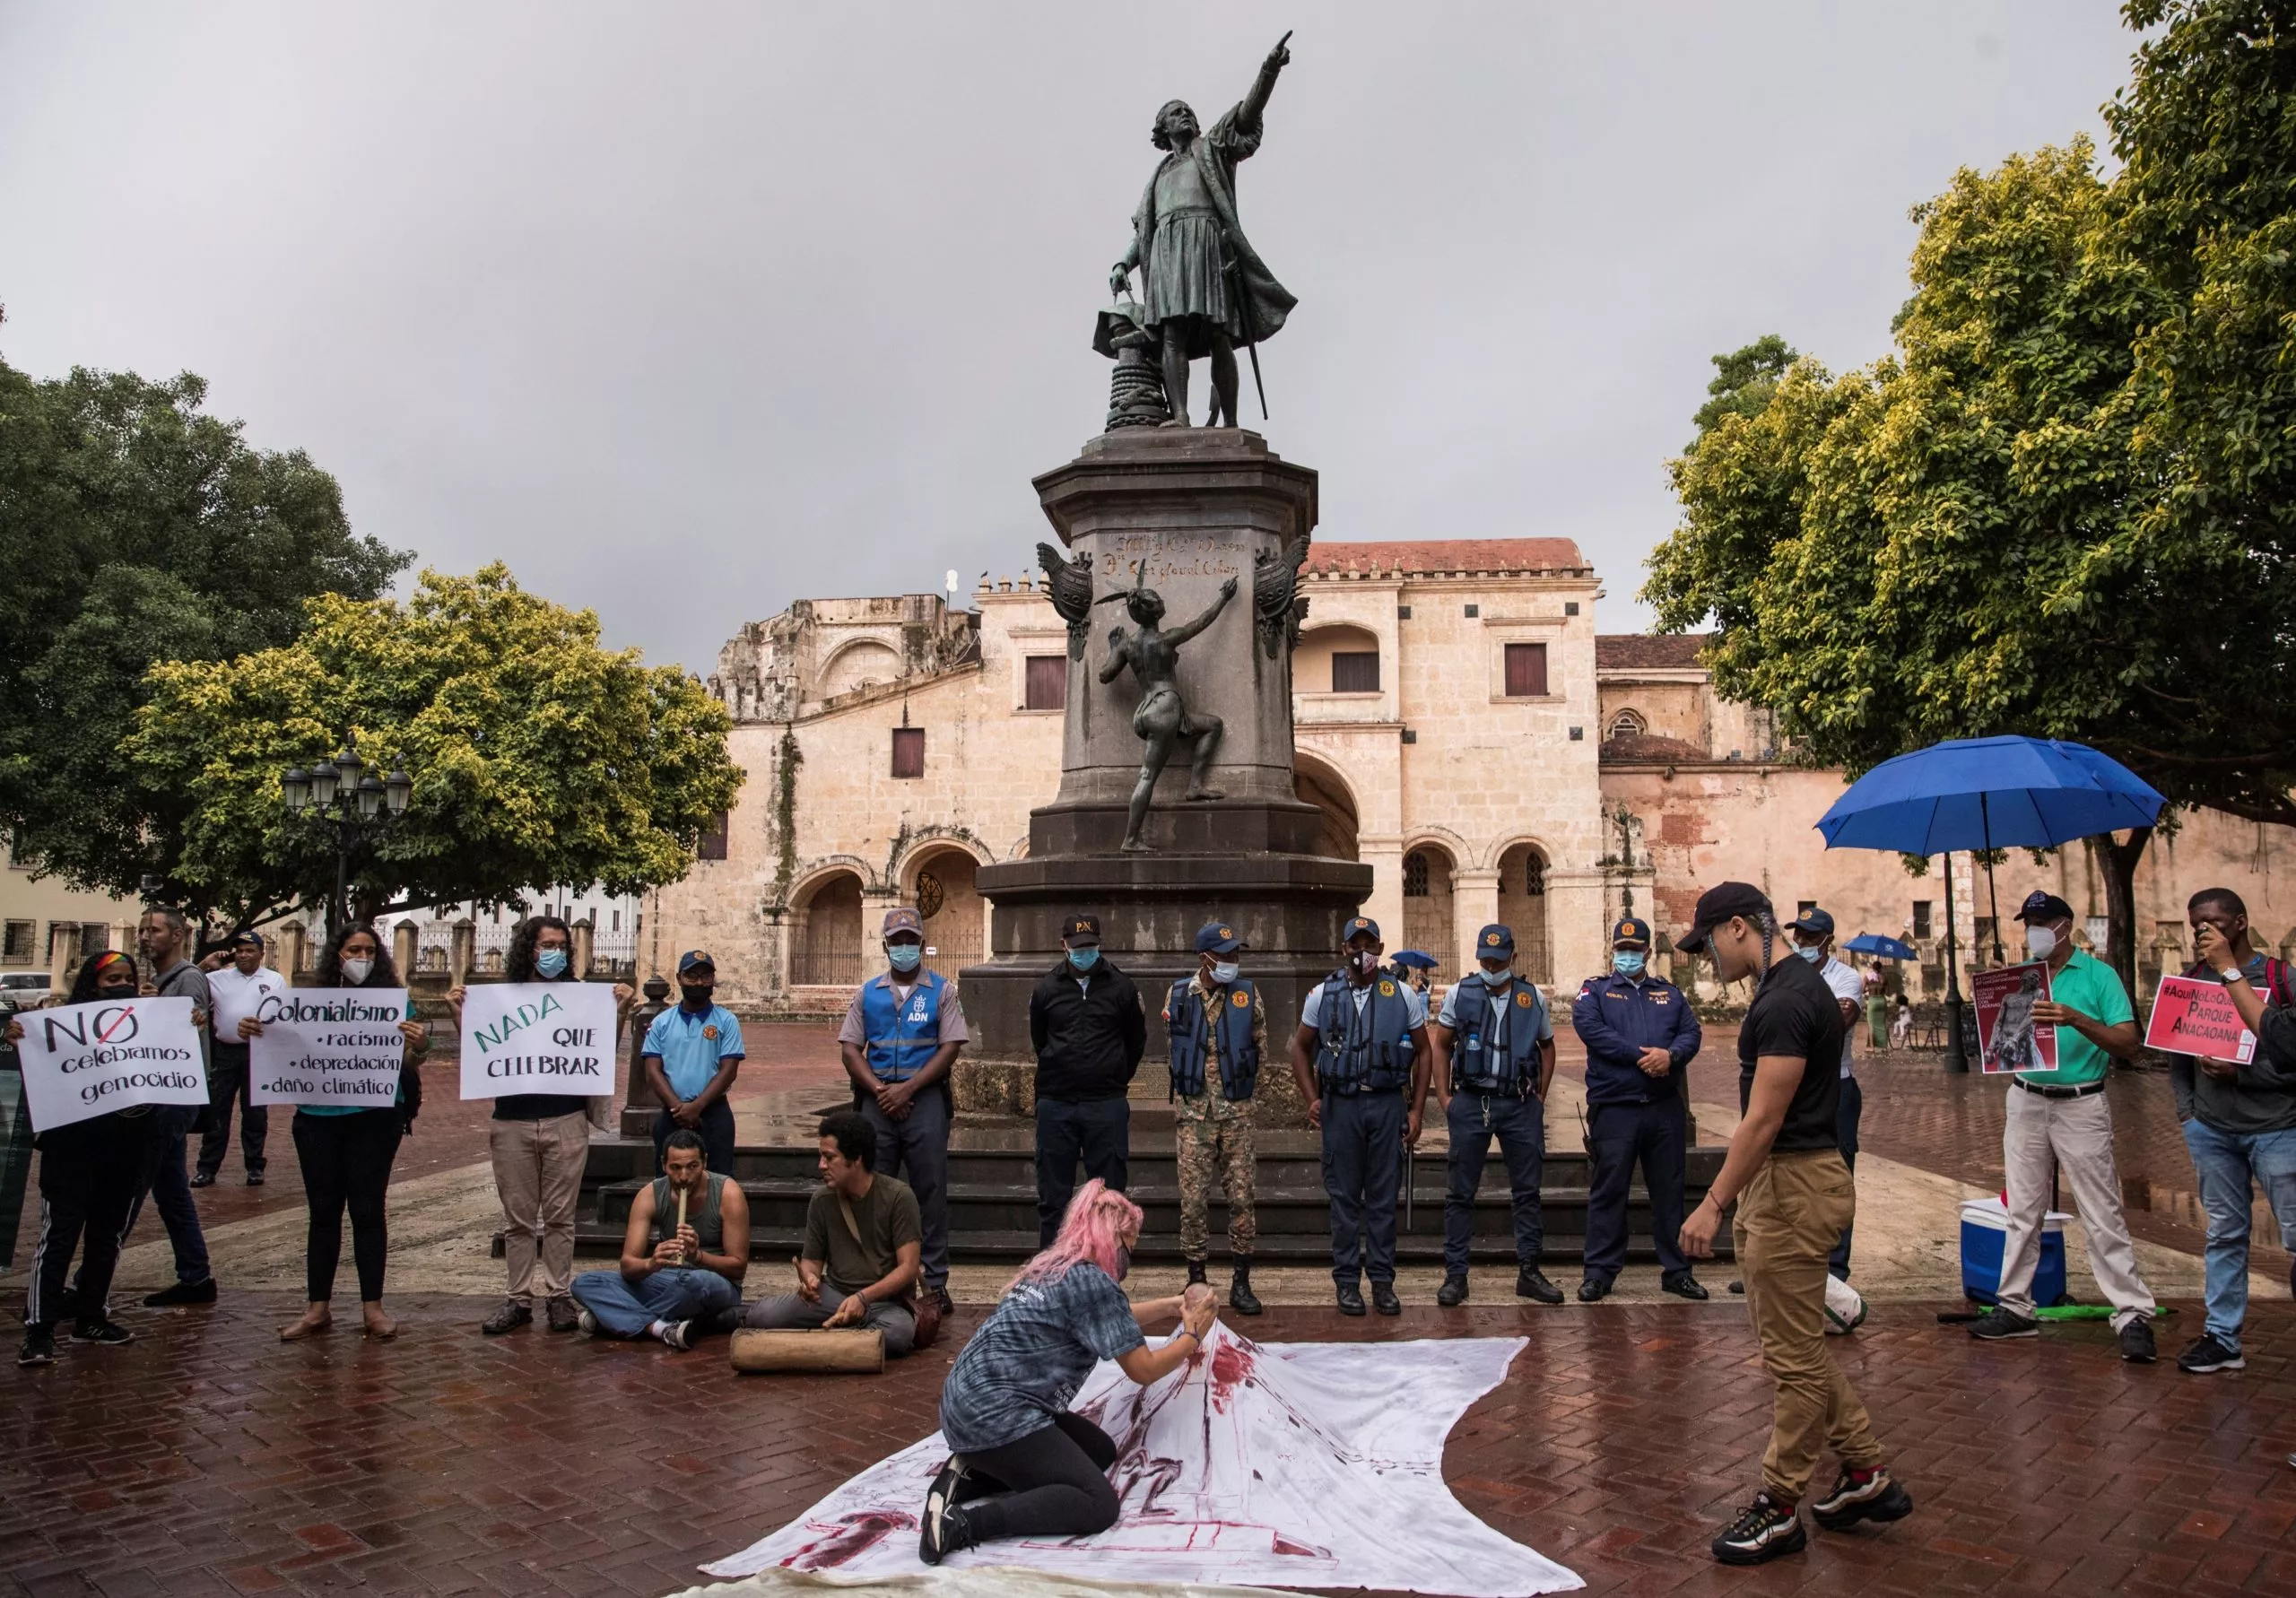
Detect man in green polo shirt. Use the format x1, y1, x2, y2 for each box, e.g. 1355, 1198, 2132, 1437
1969, 891, 2157, 1361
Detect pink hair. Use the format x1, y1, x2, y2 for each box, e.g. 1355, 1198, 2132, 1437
1011, 1178, 1142, 1288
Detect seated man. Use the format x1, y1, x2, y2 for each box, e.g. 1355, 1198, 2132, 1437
571, 1130, 748, 1350
744, 1112, 923, 1356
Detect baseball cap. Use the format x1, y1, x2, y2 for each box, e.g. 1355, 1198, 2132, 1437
1474, 924, 1515, 955
1675, 882, 1774, 955
1611, 916, 1652, 947
1342, 916, 1381, 944
2015, 891, 2075, 924
229, 929, 265, 950
1787, 907, 1835, 938
882, 908, 924, 939
676, 949, 717, 975
1061, 913, 1101, 946
1194, 921, 1245, 955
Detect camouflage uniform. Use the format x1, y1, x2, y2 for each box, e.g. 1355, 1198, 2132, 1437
1168, 975, 1265, 1260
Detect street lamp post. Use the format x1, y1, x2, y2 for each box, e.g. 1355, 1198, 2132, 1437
282, 747, 413, 934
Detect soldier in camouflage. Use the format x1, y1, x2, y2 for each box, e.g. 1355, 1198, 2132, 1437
1163, 921, 1265, 1315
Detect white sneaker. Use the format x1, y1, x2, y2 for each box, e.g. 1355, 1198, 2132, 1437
577, 1305, 597, 1336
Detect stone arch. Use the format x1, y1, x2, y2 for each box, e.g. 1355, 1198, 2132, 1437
1494, 840, 1554, 984
900, 841, 987, 976
1605, 708, 1647, 742
791, 867, 866, 986
817, 637, 904, 700
1292, 750, 1361, 862
1401, 837, 1459, 977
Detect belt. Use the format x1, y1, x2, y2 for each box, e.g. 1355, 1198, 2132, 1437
2012, 1077, 2105, 1100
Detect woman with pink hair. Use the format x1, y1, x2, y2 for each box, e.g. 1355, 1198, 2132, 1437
919, 1178, 1216, 1564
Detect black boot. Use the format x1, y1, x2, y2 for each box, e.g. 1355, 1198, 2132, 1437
1229, 1262, 1262, 1316
1186, 1258, 1209, 1290
1437, 1272, 1469, 1307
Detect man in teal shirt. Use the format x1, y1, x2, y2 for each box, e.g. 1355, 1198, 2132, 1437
642, 951, 745, 1175
1969, 892, 2157, 1361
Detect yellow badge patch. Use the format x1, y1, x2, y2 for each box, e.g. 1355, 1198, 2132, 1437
1378, 980, 1396, 996
702, 1024, 719, 1040
1485, 932, 1501, 946
1231, 990, 1250, 1008
1515, 991, 1534, 1007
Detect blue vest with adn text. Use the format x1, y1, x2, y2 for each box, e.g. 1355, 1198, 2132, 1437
860, 969, 946, 1083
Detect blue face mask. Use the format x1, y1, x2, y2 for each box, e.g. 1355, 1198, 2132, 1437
1613, 951, 1646, 977
535, 948, 570, 979
1210, 960, 1240, 986
888, 943, 922, 974
1068, 946, 1100, 972
1796, 944, 1825, 965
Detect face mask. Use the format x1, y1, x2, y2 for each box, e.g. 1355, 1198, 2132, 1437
535, 948, 570, 978
1348, 948, 1378, 977
1068, 946, 1100, 971
1613, 951, 1646, 977
341, 957, 375, 985
888, 944, 923, 974
2026, 925, 2059, 961
681, 983, 714, 1007
1796, 944, 1825, 965
1210, 960, 1240, 986
97, 981, 138, 1001
1113, 1243, 1133, 1281
1480, 960, 1512, 980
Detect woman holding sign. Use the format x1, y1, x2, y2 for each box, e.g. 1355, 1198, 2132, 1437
447, 916, 634, 1337
240, 924, 426, 1342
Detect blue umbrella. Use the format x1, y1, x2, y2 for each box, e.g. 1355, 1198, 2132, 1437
1816, 736, 2164, 855
1389, 951, 1439, 970
1842, 934, 1918, 961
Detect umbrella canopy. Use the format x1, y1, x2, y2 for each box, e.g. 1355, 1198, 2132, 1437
1816, 736, 2164, 855
1842, 933, 1919, 961
1389, 951, 1439, 970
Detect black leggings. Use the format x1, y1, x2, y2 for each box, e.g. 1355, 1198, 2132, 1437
25, 1115, 153, 1327
293, 1110, 402, 1303
958, 1412, 1120, 1542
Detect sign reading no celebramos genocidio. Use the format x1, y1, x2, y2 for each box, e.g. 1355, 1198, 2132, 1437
1972, 960, 2057, 1075
457, 982, 618, 1100
248, 988, 410, 1108
14, 995, 208, 1133
2144, 975, 2260, 1065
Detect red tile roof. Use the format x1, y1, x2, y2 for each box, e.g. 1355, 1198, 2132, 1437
1303, 538, 1587, 577
1596, 633, 1710, 670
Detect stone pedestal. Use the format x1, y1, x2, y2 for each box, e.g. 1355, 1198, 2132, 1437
961, 430, 1373, 1099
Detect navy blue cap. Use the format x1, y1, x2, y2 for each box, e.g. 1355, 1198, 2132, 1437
1611, 917, 1652, 947
676, 949, 716, 975
1676, 882, 1773, 955
1195, 921, 1245, 955
1787, 907, 1835, 938
1474, 924, 1515, 955
2016, 891, 2075, 924
1342, 916, 1381, 944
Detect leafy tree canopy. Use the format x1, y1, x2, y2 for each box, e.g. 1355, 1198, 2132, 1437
1689, 334, 1800, 443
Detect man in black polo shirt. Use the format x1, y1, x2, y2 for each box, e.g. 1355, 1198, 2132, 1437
1027, 913, 1146, 1246
1677, 883, 1911, 1565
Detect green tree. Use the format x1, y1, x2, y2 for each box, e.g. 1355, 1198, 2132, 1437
0, 355, 407, 895
125, 565, 745, 929
1689, 334, 1800, 442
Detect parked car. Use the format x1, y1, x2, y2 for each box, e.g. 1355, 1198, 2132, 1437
0, 972, 56, 1013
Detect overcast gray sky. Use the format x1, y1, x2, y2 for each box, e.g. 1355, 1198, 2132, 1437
1, 2, 2140, 673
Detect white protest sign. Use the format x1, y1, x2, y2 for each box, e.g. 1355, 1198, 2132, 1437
14, 996, 207, 1133
248, 988, 410, 1108
458, 981, 618, 1100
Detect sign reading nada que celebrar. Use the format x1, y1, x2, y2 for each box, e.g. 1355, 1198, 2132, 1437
457, 982, 617, 1100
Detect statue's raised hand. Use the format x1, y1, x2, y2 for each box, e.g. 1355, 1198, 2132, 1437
1265, 30, 1292, 71
1219, 575, 1239, 600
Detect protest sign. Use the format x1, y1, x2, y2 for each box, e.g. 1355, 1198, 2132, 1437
2144, 975, 2259, 1065
457, 982, 618, 1100
1972, 960, 2057, 1074
248, 988, 410, 1108
14, 996, 206, 1133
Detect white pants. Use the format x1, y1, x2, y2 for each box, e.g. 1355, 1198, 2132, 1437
1997, 1087, 2154, 1329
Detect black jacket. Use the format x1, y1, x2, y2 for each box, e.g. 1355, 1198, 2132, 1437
1028, 959, 1147, 1101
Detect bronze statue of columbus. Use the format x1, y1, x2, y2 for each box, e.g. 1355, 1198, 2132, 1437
1109, 33, 1298, 429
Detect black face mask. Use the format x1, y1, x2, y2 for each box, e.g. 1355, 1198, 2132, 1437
1113, 1243, 1133, 1281
96, 982, 137, 1002
680, 983, 715, 1007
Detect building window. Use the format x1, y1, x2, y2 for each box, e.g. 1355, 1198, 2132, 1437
1330, 651, 1380, 693
1503, 643, 1548, 698
1023, 655, 1068, 711
1403, 851, 1431, 898
891, 727, 926, 780
2, 919, 32, 964
1912, 900, 1934, 939
1606, 709, 1646, 741
612, 909, 622, 932
1524, 856, 1545, 897
698, 812, 730, 861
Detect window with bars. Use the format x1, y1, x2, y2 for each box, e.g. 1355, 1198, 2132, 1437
698, 812, 730, 861
1403, 851, 1431, 898
77, 925, 109, 959
1503, 642, 1548, 698
1330, 651, 1380, 693
1912, 900, 1934, 938
2, 919, 32, 963
1524, 855, 1546, 896
1023, 655, 1068, 711
891, 727, 926, 779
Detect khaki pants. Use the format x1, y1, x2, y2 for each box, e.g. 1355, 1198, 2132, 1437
1735, 1150, 1883, 1501
490, 1111, 590, 1305
1997, 1087, 2153, 1329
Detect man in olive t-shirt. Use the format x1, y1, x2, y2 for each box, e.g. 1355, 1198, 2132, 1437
742, 1112, 925, 1355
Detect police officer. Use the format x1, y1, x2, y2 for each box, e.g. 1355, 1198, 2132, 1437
1572, 916, 1706, 1301
1431, 924, 1564, 1306
837, 907, 966, 1316
1288, 916, 1431, 1316
640, 951, 745, 1176
1162, 920, 1265, 1316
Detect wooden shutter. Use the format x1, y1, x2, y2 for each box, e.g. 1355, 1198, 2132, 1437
1330, 651, 1380, 693
1504, 642, 1548, 698
891, 727, 926, 779
697, 812, 729, 861
1024, 655, 1068, 711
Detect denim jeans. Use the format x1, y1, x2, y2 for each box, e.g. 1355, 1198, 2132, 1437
864, 1088, 950, 1290
2181, 1117, 2296, 1352
570, 1265, 740, 1338
115, 1104, 212, 1288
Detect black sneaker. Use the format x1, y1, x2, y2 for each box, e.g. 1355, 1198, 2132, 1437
1577, 1275, 1613, 1303
1662, 1272, 1710, 1302
1712, 1490, 1806, 1565
144, 1279, 217, 1307
1811, 1465, 1914, 1531
545, 1297, 581, 1333
189, 1170, 216, 1188
71, 1318, 135, 1347
659, 1319, 694, 1352
918, 1458, 975, 1566
1516, 1268, 1565, 1305
247, 1170, 265, 1186
481, 1300, 533, 1335
1335, 1282, 1366, 1316
1370, 1281, 1401, 1316
2119, 1318, 2157, 1364
17, 1325, 55, 1367
1967, 1308, 2039, 1341
1436, 1272, 1469, 1307
2177, 1333, 2245, 1374
1727, 1279, 1744, 1295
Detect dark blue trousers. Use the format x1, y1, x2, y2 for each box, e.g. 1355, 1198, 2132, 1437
1035, 1097, 1130, 1246
1583, 1096, 1688, 1279
1321, 1090, 1405, 1286
864, 1088, 950, 1290
1444, 1090, 1545, 1272
1831, 1073, 1863, 1280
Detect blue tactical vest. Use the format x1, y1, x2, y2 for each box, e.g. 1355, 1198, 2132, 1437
1314, 972, 1415, 1093
1445, 970, 1545, 1095
1165, 977, 1261, 1101
860, 969, 945, 1083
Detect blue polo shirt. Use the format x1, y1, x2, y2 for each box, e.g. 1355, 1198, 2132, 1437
642, 1003, 746, 1100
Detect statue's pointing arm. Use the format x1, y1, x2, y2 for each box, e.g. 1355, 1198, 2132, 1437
1166, 576, 1239, 647
1239, 30, 1292, 128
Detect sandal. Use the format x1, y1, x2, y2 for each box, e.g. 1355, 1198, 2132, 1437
279, 1315, 334, 1342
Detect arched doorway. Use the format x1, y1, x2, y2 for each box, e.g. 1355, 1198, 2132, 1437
1496, 843, 1552, 984
1402, 842, 1457, 979
907, 846, 985, 977
1293, 752, 1361, 862
792, 871, 865, 986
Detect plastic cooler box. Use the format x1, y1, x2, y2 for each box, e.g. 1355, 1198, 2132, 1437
1960, 1195, 2069, 1307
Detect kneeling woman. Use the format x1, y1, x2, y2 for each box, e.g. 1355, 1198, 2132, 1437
920, 1179, 1215, 1564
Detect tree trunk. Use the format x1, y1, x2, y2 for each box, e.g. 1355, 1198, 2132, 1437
2099, 825, 2152, 1000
